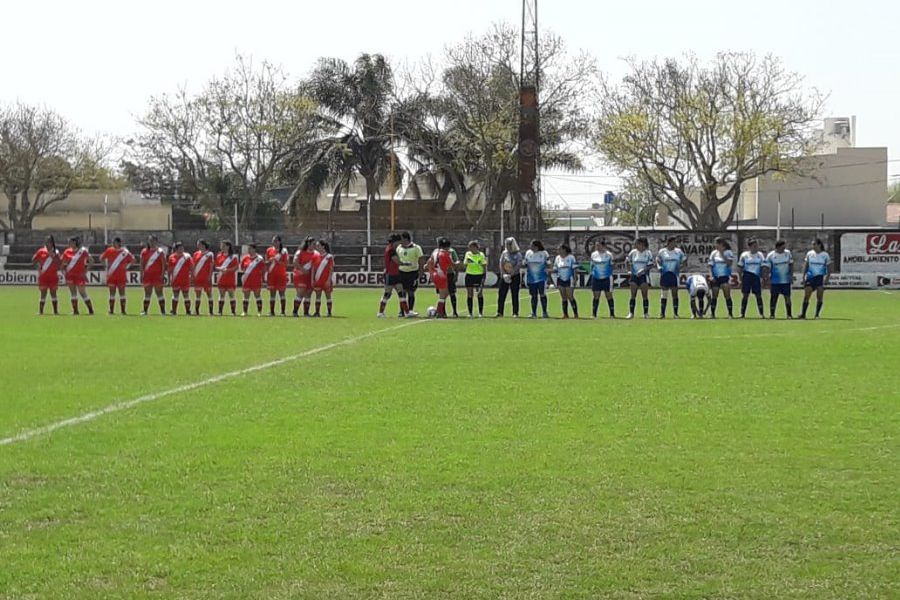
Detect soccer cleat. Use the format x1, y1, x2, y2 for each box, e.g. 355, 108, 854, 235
477, 313, 483, 318
376, 312, 386, 318
241, 312, 247, 317
626, 313, 634, 320
673, 315, 680, 320
528, 314, 537, 319
406, 311, 419, 318
643, 314, 649, 319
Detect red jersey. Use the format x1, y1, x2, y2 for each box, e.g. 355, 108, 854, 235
141, 247, 166, 284
313, 253, 334, 290
168, 251, 193, 289
216, 252, 239, 289
62, 246, 90, 282
32, 246, 60, 284
241, 254, 265, 290
431, 249, 453, 287
101, 246, 134, 284
192, 250, 215, 287
293, 249, 319, 287
266, 247, 289, 279
384, 243, 399, 276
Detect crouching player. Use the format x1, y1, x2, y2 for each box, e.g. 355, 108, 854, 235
241, 244, 265, 316
192, 240, 216, 315
32, 235, 61, 315
101, 237, 134, 314
312, 240, 335, 317
167, 242, 193, 315
686, 274, 710, 319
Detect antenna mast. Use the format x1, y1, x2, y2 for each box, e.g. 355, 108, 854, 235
518, 0, 542, 232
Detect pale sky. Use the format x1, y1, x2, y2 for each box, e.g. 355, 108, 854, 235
2, 0, 898, 207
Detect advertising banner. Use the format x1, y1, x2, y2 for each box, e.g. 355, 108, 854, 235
841, 233, 900, 273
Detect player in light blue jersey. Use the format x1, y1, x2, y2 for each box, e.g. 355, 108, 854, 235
656, 236, 687, 318
800, 238, 831, 319
589, 238, 616, 318
707, 237, 735, 318
524, 239, 551, 318
552, 244, 580, 318
737, 238, 766, 318
764, 239, 794, 318
625, 237, 653, 319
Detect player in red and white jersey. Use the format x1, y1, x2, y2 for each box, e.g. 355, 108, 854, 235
140, 235, 167, 315
100, 237, 134, 315
31, 235, 61, 315
311, 239, 335, 317
377, 233, 409, 317
292, 236, 319, 317
215, 240, 239, 316
192, 239, 216, 316
425, 237, 454, 318
240, 244, 266, 316
265, 235, 290, 316
60, 236, 94, 315
167, 241, 193, 315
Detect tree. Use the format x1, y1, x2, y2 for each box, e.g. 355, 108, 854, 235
286, 54, 400, 216
595, 53, 824, 229
609, 177, 663, 227
0, 103, 108, 230
398, 23, 595, 229
129, 55, 316, 230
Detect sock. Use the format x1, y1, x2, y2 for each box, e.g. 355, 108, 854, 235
158, 298, 165, 314
437, 298, 446, 316
71, 299, 79, 314
408, 291, 416, 311
607, 298, 615, 317
108, 296, 115, 313
540, 295, 548, 315
691, 299, 698, 317
172, 299, 179, 315
399, 295, 409, 315
592, 298, 599, 317
770, 296, 778, 318
194, 300, 201, 314
726, 298, 734, 317
219, 299, 225, 315
710, 299, 717, 317
815, 301, 823, 317
740, 297, 748, 317
379, 293, 390, 314
230, 299, 236, 315
144, 298, 151, 313
280, 297, 286, 315
660, 298, 668, 317
84, 299, 93, 315
449, 294, 457, 315
672, 298, 679, 316
303, 298, 310, 316
478, 296, 484, 315
786, 300, 793, 318
256, 298, 263, 314
562, 299, 569, 317
314, 300, 321, 315
801, 300, 809, 318
467, 297, 474, 316
51, 298, 58, 314
570, 298, 578, 317
531, 295, 538, 315
629, 298, 636, 315
243, 299, 249, 314
208, 300, 214, 315
756, 294, 764, 317
326, 299, 333, 316
39, 298, 45, 315
120, 298, 127, 314
293, 298, 301, 316
643, 299, 649, 316
269, 299, 276, 315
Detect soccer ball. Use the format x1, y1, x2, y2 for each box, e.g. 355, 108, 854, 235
426, 306, 438, 318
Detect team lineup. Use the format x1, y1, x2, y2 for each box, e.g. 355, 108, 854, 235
29, 232, 833, 320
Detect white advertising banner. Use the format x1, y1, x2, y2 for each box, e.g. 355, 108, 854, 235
841, 233, 900, 273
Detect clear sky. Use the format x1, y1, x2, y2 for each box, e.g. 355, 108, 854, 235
2, 0, 897, 207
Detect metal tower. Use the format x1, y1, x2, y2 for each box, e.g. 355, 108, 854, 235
518, 0, 542, 232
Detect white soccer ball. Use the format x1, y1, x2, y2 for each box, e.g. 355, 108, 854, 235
426, 306, 438, 318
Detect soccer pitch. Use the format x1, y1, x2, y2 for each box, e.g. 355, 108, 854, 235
0, 286, 897, 599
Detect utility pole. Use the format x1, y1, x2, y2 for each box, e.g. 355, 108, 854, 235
518, 0, 541, 233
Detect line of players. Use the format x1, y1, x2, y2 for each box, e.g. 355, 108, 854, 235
377, 233, 832, 320
30, 234, 336, 317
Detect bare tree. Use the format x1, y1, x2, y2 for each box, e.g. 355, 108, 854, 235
129, 55, 316, 229
595, 53, 824, 230
0, 103, 108, 230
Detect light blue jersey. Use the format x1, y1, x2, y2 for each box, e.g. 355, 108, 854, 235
554, 254, 577, 282
590, 250, 614, 279
627, 249, 654, 276
657, 247, 686, 275
686, 274, 709, 297
738, 251, 766, 276
805, 250, 831, 278
708, 249, 734, 278
765, 250, 793, 285
524, 249, 549, 284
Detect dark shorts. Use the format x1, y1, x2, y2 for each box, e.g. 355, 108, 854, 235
806, 275, 825, 290
630, 273, 649, 287
399, 270, 419, 292
771, 283, 791, 297
741, 273, 762, 294
386, 273, 401, 287
713, 276, 731, 287
465, 273, 485, 288
527, 282, 545, 295
591, 276, 612, 292
660, 272, 679, 289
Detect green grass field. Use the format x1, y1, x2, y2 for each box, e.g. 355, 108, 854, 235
0, 285, 898, 599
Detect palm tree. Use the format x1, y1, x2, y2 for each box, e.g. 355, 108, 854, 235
288, 54, 400, 215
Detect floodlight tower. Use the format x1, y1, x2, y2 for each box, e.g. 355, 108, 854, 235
518, 0, 542, 232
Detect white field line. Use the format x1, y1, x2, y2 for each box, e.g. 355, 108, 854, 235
699, 322, 900, 341
0, 320, 425, 447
